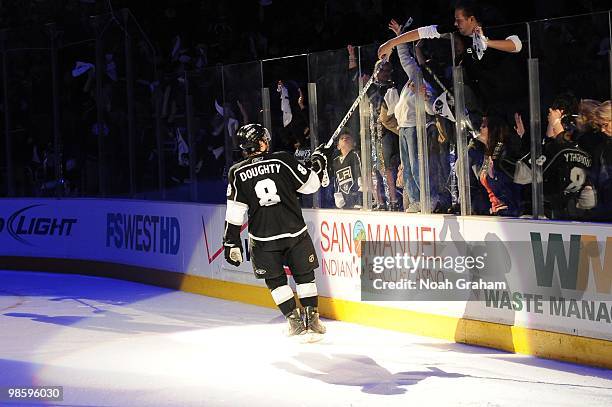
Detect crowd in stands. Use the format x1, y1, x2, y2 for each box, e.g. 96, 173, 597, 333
0, 0, 610, 221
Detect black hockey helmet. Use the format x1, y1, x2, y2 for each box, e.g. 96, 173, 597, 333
237, 123, 271, 153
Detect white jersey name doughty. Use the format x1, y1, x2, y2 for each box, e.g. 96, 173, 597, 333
239, 163, 282, 181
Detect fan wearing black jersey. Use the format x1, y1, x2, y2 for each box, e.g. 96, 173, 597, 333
222, 123, 333, 340
499, 94, 597, 219
333, 131, 362, 209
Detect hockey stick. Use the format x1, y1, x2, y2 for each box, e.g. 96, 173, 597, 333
323, 57, 388, 149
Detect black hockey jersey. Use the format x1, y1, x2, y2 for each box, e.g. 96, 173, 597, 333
541, 138, 595, 218
541, 138, 593, 197
224, 151, 320, 243
333, 150, 362, 207
508, 136, 595, 218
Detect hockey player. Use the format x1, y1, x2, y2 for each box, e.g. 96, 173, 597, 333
332, 131, 362, 209
222, 123, 333, 340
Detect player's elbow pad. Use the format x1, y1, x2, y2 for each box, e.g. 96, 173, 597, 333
506, 35, 522, 53
225, 200, 248, 226
417, 25, 441, 40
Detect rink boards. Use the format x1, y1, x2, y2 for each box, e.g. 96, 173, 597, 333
0, 198, 610, 368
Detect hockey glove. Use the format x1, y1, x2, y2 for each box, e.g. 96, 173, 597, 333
224, 244, 243, 267
576, 186, 596, 210
334, 192, 346, 208
310, 143, 334, 187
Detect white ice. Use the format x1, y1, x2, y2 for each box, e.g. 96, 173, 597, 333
0, 270, 610, 407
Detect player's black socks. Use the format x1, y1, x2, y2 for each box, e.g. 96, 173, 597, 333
268, 283, 298, 316
299, 295, 318, 308
279, 298, 298, 317
266, 274, 319, 316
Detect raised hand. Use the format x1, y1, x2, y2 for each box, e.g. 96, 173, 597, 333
378, 40, 394, 60
472, 26, 488, 60
514, 113, 525, 137
388, 19, 401, 36
348, 44, 357, 68
298, 88, 305, 110
347, 44, 356, 57
547, 108, 562, 124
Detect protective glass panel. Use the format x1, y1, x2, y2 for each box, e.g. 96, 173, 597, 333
2, 26, 54, 197
359, 42, 402, 211
59, 23, 96, 197
529, 12, 611, 221
308, 46, 363, 210
157, 66, 222, 203
88, 13, 129, 197
124, 11, 159, 200
262, 55, 311, 207
222, 61, 264, 170
186, 66, 224, 203
405, 34, 459, 215
462, 23, 529, 218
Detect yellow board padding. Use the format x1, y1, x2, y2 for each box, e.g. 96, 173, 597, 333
181, 274, 612, 370
180, 274, 277, 309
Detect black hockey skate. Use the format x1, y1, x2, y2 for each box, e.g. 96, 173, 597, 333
303, 306, 326, 342
286, 308, 307, 337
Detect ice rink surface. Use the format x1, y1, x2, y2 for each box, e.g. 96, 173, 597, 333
0, 269, 610, 407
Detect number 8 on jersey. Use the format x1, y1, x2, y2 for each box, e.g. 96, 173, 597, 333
255, 178, 281, 206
